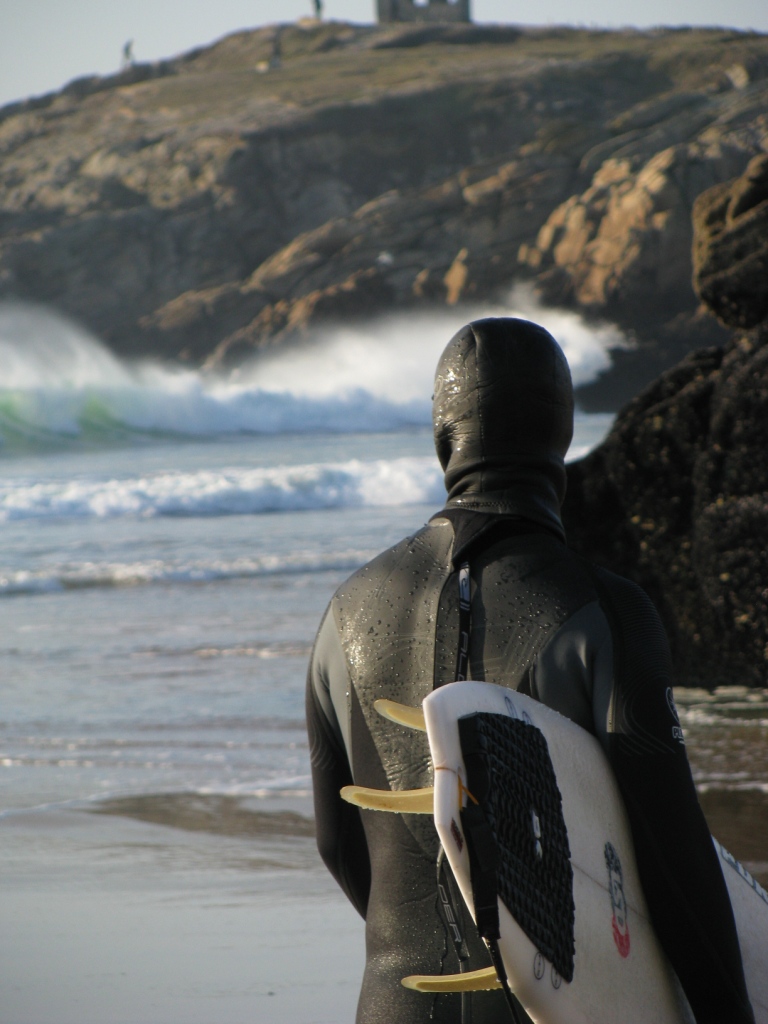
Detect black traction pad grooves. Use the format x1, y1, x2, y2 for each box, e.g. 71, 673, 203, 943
459, 712, 575, 982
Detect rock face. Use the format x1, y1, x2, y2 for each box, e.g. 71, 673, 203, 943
519, 82, 768, 403
522, 140, 731, 321
1, 22, 767, 406
188, 154, 577, 368
563, 156, 768, 687
693, 152, 768, 329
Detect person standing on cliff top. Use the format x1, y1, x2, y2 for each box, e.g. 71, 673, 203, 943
121, 40, 135, 69
306, 317, 754, 1024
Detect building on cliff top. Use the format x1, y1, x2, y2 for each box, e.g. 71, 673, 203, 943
377, 0, 471, 23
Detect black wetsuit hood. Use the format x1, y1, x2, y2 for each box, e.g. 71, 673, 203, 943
433, 317, 574, 542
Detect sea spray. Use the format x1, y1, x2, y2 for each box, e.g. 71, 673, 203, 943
0, 292, 623, 449
0, 302, 132, 389
242, 284, 622, 401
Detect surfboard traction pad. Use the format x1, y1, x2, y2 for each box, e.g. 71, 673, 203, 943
458, 711, 576, 983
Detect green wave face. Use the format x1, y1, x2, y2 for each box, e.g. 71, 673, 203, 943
0, 388, 164, 454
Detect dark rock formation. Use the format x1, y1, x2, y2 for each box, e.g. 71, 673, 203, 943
1, 22, 767, 408
563, 155, 768, 687
693, 152, 768, 329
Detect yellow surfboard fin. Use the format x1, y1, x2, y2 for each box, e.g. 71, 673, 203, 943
340, 785, 433, 814
402, 966, 502, 992
374, 698, 426, 732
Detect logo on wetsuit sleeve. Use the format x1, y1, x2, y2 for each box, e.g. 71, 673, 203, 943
666, 687, 685, 744
604, 842, 630, 958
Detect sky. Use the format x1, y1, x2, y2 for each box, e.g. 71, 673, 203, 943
1, 0, 767, 110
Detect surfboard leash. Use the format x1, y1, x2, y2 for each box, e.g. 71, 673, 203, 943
436, 847, 474, 1023
460, 792, 527, 1024
486, 938, 527, 1024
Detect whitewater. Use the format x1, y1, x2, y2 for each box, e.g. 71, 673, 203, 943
0, 290, 618, 444
0, 295, 614, 528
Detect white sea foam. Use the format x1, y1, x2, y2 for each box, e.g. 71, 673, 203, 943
675, 686, 768, 728
0, 293, 622, 448
0, 548, 376, 595
242, 283, 619, 400
0, 455, 446, 523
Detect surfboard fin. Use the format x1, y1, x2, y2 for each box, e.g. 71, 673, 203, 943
340, 784, 433, 814
401, 966, 501, 992
373, 698, 426, 732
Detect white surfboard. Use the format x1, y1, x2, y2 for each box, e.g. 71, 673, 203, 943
420, 680, 768, 1024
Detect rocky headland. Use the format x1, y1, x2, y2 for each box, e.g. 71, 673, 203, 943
563, 154, 768, 687
1, 21, 767, 407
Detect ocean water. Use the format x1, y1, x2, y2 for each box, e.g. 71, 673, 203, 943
0, 294, 617, 812
1, 299, 766, 1023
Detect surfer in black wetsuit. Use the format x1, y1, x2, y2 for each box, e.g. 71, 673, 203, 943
306, 318, 755, 1024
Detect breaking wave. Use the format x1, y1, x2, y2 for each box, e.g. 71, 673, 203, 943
0, 455, 445, 524
0, 547, 381, 596
0, 293, 622, 451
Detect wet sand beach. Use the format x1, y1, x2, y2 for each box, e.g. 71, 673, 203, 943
678, 687, 768, 888
0, 793, 365, 1024
3, 724, 766, 1024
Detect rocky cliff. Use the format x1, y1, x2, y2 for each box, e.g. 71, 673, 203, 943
563, 155, 768, 686
1, 21, 767, 407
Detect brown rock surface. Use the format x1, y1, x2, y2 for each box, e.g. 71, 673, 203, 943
692, 153, 768, 329
191, 155, 576, 367
522, 144, 743, 320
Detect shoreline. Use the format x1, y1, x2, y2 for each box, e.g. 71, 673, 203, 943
2, 777, 766, 1023
0, 798, 365, 1024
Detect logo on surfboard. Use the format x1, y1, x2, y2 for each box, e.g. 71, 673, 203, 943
604, 842, 630, 958
503, 693, 533, 726
450, 817, 464, 852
